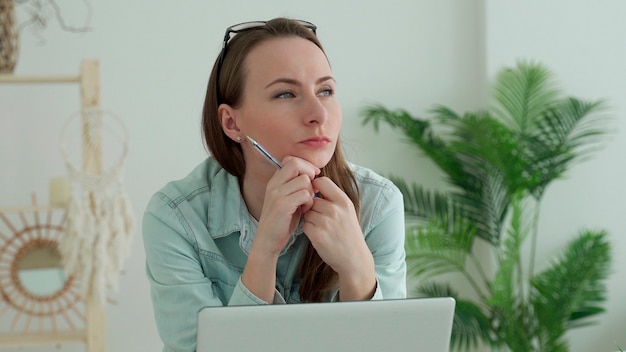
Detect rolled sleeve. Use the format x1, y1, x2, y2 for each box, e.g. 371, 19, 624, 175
370, 279, 384, 300
329, 278, 383, 302
228, 278, 286, 305
365, 181, 407, 299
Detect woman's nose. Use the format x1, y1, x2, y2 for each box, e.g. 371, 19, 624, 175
303, 95, 328, 125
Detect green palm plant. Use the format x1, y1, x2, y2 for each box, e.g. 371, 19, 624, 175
361, 61, 612, 352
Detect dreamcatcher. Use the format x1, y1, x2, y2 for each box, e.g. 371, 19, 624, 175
58, 107, 134, 305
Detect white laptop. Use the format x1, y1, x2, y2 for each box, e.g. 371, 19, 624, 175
197, 297, 456, 352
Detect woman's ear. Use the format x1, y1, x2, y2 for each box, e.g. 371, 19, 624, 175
218, 104, 242, 142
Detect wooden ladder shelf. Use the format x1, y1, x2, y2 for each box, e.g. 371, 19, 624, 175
0, 60, 106, 352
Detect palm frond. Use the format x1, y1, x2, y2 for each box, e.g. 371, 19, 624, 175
361, 104, 428, 134
404, 217, 475, 280
387, 176, 451, 221
492, 60, 562, 134
430, 104, 463, 121
524, 98, 609, 198
415, 282, 491, 352
452, 299, 492, 351
446, 112, 518, 192
453, 153, 512, 245
360, 104, 468, 187
434, 112, 526, 245
531, 230, 611, 333
534, 98, 606, 148
414, 281, 457, 298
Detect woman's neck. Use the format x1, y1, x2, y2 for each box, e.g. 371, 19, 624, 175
240, 167, 274, 221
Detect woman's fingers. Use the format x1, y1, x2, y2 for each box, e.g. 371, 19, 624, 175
254, 156, 319, 255
302, 177, 369, 274
277, 156, 320, 181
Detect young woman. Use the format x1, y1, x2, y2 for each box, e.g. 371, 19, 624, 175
143, 17, 406, 351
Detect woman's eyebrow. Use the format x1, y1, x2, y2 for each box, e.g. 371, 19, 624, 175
265, 76, 335, 88
316, 76, 335, 84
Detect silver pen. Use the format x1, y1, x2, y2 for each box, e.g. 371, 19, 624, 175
246, 136, 283, 169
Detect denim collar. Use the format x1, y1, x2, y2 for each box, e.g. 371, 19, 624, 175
207, 167, 304, 255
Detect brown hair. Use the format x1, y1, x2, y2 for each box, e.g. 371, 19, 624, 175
201, 18, 360, 302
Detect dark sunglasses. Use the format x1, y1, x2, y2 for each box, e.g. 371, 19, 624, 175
216, 20, 317, 101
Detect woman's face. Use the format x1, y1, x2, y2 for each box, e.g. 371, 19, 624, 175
233, 36, 341, 172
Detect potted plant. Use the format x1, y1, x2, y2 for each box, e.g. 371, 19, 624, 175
361, 61, 612, 352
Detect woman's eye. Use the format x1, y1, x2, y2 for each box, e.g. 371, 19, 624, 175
275, 91, 295, 99
317, 88, 335, 97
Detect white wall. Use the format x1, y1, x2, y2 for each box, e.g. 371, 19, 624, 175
0, 1, 483, 351
1, 0, 623, 351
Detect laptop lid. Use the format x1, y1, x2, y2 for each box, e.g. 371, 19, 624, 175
197, 297, 455, 352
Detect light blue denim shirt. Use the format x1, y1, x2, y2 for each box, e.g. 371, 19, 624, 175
142, 156, 406, 352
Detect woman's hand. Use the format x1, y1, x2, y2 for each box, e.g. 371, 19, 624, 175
243, 156, 319, 303
303, 177, 376, 300
254, 156, 320, 256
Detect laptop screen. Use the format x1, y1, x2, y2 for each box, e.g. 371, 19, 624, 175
197, 297, 455, 352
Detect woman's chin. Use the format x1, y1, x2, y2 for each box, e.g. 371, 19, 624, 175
312, 155, 334, 170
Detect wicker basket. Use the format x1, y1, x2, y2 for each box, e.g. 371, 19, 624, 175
0, 0, 19, 73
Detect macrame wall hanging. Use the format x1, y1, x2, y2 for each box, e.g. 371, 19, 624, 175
58, 107, 134, 305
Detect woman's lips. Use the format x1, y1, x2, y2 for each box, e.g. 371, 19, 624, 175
301, 137, 330, 148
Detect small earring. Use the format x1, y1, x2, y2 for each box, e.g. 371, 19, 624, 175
236, 136, 242, 142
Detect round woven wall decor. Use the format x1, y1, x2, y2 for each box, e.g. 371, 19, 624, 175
0, 204, 86, 334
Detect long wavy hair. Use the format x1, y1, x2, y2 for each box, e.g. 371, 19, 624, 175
201, 18, 360, 302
